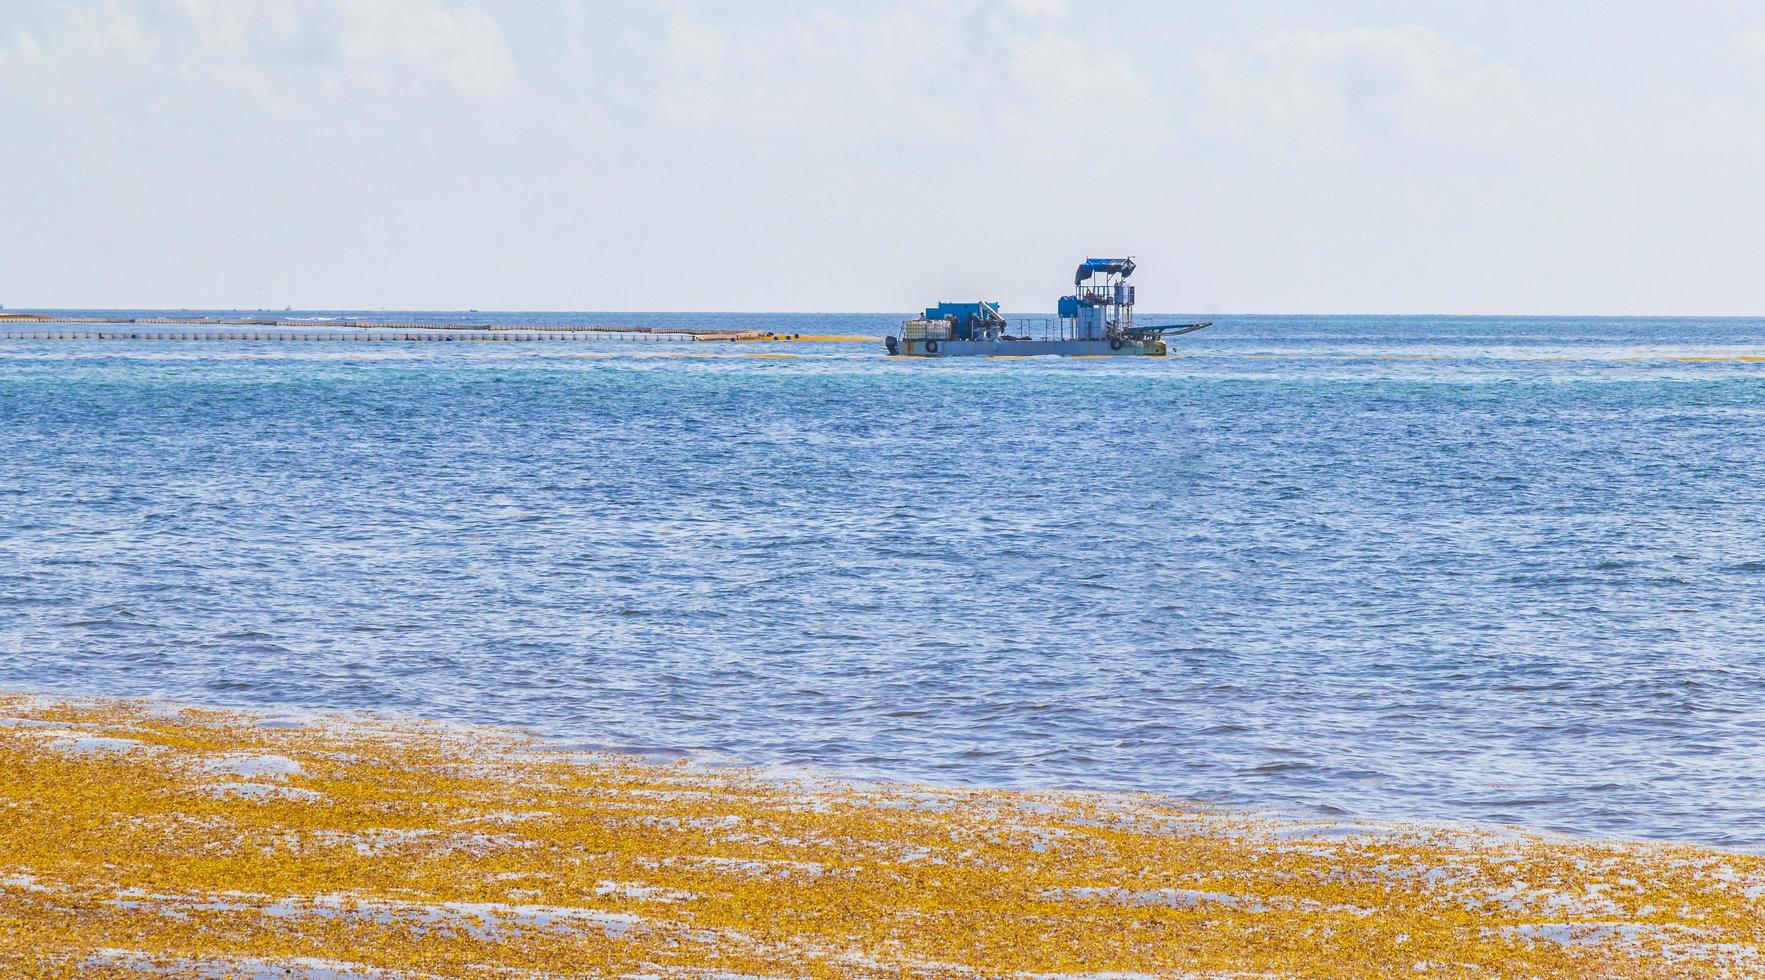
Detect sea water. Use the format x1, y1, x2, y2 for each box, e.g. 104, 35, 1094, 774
3, 311, 1765, 847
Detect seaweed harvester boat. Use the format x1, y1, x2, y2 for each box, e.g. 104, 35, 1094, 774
884, 257, 1209, 357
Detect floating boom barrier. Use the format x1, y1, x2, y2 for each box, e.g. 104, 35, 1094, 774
0, 327, 691, 343
0, 316, 814, 343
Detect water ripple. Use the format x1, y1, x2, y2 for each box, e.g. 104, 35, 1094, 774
3, 313, 1765, 846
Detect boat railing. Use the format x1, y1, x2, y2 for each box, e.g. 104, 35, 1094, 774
1008, 316, 1108, 342
1008, 316, 1063, 341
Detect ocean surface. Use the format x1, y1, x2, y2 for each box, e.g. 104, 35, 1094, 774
4, 310, 1765, 847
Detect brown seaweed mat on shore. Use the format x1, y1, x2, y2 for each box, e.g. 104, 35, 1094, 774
0, 694, 1758, 977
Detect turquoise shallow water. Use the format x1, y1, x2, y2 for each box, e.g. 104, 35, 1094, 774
4, 311, 1765, 846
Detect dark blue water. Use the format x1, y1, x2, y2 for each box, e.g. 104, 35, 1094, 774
4, 311, 1765, 846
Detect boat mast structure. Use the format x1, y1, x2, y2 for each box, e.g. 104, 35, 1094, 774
1061, 257, 1137, 341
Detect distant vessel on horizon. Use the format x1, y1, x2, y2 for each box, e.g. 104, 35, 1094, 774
885, 257, 1210, 358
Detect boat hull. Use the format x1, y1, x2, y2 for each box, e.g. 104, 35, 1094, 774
890, 338, 1163, 358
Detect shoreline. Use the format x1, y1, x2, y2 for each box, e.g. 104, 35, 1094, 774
1, 693, 1759, 976
13, 684, 1717, 857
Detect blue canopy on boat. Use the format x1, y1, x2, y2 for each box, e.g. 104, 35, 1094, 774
1074, 257, 1135, 286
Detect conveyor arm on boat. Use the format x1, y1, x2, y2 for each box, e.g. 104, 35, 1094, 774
1136, 321, 1212, 338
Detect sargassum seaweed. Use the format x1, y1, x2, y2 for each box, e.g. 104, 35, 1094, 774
0, 695, 1759, 977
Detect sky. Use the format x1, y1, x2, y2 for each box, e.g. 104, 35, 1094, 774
3, 0, 1764, 315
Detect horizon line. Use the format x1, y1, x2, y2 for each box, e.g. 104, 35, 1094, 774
7, 306, 1765, 321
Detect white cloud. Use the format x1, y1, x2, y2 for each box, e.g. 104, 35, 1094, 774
3, 2, 1764, 314
636, 1, 1138, 143
1198, 26, 1534, 157
1, 2, 160, 114
332, 0, 518, 100
0, 0, 1130, 146
1006, 0, 1068, 17
0, 0, 522, 119
1005, 30, 1139, 106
